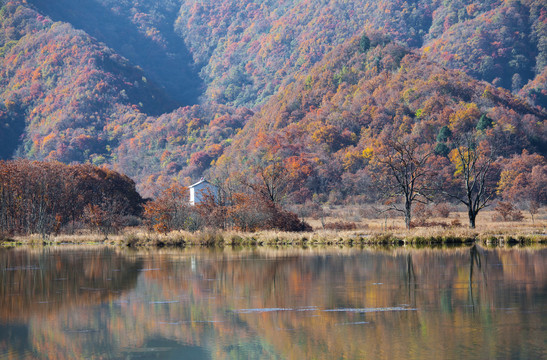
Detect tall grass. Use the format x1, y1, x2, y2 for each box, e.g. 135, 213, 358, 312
5, 209, 546, 248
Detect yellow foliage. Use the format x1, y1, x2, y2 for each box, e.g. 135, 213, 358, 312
504, 124, 516, 133
312, 125, 336, 145
4, 99, 16, 111
448, 102, 481, 132
497, 170, 518, 195
449, 148, 466, 176
362, 147, 373, 159
342, 150, 361, 171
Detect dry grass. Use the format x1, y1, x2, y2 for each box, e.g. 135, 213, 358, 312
308, 206, 545, 235
4, 208, 546, 248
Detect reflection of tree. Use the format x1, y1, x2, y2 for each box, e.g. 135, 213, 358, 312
468, 244, 494, 312
469, 244, 481, 308
2, 247, 545, 359
405, 253, 417, 307
0, 247, 142, 322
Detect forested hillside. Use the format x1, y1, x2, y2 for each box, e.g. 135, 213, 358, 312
213, 35, 546, 204
174, 0, 546, 108
0, 0, 545, 202
27, 0, 203, 107
0, 2, 177, 162
19, 0, 547, 108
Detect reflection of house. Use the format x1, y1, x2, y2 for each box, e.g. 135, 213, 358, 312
189, 178, 218, 205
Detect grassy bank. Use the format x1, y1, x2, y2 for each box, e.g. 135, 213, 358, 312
4, 225, 546, 248
2, 210, 546, 248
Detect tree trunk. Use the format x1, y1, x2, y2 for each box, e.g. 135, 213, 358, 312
405, 201, 412, 229
468, 210, 476, 229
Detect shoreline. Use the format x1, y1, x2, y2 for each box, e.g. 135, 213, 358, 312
3, 227, 546, 248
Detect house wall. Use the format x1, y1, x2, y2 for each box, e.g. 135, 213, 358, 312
190, 183, 218, 205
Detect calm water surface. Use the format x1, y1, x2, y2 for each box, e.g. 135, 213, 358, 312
0, 245, 545, 359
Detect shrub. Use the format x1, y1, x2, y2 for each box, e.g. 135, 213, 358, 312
232, 194, 312, 232
414, 203, 433, 225
495, 201, 524, 221
272, 208, 313, 232
324, 221, 358, 230
144, 184, 192, 233
433, 203, 451, 218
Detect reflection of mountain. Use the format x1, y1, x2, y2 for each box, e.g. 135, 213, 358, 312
0, 247, 142, 322
1, 247, 545, 359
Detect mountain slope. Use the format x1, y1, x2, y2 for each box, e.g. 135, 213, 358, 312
213, 35, 546, 202
0, 1, 176, 161
27, 0, 544, 108
0, 0, 544, 199
174, 0, 546, 108
423, 0, 544, 92
27, 0, 203, 108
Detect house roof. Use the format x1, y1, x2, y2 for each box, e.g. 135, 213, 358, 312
189, 178, 213, 188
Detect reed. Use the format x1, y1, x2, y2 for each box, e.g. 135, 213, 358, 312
5, 210, 546, 248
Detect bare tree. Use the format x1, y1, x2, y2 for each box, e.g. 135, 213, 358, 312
244, 159, 290, 205
371, 138, 433, 229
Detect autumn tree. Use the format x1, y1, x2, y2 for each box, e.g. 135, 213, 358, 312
494, 201, 523, 222
243, 158, 291, 205
144, 184, 191, 233
0, 160, 143, 237
369, 137, 434, 229
83, 198, 129, 238
227, 193, 269, 231
225, 193, 311, 232
195, 181, 231, 230
496, 151, 546, 223
443, 134, 498, 228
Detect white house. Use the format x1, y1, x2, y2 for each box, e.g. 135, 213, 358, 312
189, 178, 218, 205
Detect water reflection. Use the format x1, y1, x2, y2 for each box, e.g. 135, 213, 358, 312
0, 246, 142, 322
0, 246, 545, 359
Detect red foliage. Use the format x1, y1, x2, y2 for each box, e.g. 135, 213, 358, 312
0, 160, 142, 236
144, 184, 190, 233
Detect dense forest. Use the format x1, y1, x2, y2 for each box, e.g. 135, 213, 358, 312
0, 0, 545, 231
0, 160, 143, 236
18, 0, 547, 108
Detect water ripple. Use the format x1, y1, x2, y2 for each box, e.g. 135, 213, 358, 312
323, 307, 416, 313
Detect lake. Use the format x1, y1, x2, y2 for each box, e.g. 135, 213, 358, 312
0, 245, 545, 359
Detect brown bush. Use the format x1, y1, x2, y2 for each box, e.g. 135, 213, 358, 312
228, 193, 311, 232
414, 203, 433, 222
433, 203, 452, 218
323, 221, 358, 230
144, 184, 191, 233
495, 201, 524, 222
271, 208, 313, 232
196, 191, 228, 230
